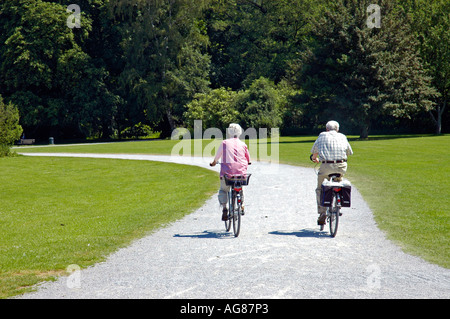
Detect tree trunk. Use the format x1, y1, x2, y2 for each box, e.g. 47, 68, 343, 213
359, 123, 369, 139
429, 100, 445, 134
436, 112, 442, 135
166, 108, 175, 133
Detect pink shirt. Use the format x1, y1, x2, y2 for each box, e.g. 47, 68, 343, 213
214, 138, 250, 177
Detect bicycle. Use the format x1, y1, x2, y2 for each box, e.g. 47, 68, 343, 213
223, 174, 251, 237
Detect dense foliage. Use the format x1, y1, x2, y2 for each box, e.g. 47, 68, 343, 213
0, 0, 448, 139
0, 95, 22, 156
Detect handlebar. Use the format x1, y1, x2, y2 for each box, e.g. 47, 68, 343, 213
210, 161, 252, 167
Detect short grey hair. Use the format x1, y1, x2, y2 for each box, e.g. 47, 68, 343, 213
326, 120, 339, 131
227, 123, 243, 138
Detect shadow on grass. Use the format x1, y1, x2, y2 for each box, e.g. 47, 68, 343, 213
262, 134, 441, 145
347, 134, 440, 142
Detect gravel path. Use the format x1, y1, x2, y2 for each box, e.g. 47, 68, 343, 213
18, 153, 449, 299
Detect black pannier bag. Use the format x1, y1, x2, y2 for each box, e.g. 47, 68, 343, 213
321, 181, 351, 207
340, 185, 351, 207
321, 185, 334, 207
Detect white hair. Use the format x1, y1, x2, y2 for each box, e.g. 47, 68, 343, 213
227, 123, 243, 138
326, 120, 339, 131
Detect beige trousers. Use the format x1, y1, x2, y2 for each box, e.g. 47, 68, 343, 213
316, 162, 347, 215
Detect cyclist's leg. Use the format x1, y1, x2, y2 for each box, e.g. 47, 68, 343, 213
316, 164, 331, 225
240, 189, 245, 214
316, 163, 347, 206
332, 162, 347, 180
218, 178, 230, 220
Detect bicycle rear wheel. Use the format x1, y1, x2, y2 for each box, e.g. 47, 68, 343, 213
224, 214, 232, 232
224, 191, 233, 232
233, 203, 241, 237
328, 197, 339, 237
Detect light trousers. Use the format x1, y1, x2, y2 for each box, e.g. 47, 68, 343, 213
315, 162, 347, 214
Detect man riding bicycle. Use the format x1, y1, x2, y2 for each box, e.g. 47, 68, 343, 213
210, 123, 251, 221
311, 121, 353, 226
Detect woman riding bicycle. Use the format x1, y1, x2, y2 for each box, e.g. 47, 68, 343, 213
210, 123, 251, 221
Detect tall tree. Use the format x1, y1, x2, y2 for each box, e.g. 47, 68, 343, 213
0, 0, 119, 138
402, 0, 450, 134
291, 0, 438, 137
110, 0, 211, 135
205, 0, 320, 90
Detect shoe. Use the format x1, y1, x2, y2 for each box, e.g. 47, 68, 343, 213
241, 205, 245, 215
317, 211, 327, 225
222, 207, 228, 221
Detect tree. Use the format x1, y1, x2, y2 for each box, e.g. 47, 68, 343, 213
291, 0, 438, 138
235, 77, 286, 131
0, 0, 120, 139
0, 95, 23, 157
205, 0, 321, 90
402, 0, 450, 134
184, 77, 291, 133
110, 0, 211, 136
184, 87, 239, 132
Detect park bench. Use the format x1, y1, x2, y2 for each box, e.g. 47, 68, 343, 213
19, 139, 35, 145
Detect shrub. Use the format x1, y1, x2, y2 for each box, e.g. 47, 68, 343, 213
235, 77, 286, 131
120, 122, 156, 139
184, 87, 239, 132
0, 95, 23, 157
184, 78, 298, 135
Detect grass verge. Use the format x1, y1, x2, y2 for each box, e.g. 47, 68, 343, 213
277, 135, 449, 268
0, 156, 217, 298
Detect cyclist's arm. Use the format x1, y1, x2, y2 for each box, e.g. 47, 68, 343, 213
210, 142, 224, 166
244, 144, 251, 165
311, 152, 320, 163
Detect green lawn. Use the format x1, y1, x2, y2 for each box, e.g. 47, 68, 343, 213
0, 156, 217, 298
5, 134, 449, 298
347, 135, 449, 268
278, 135, 450, 268
15, 139, 181, 155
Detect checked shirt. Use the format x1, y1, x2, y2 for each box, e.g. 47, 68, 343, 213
311, 130, 353, 162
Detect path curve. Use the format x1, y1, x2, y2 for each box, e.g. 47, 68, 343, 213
18, 153, 449, 299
